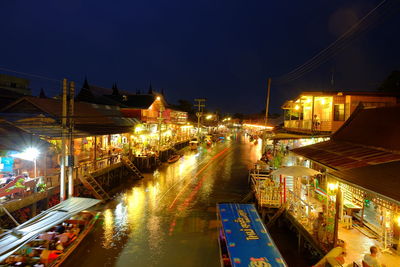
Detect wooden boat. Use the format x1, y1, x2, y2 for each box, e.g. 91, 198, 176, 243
0, 197, 101, 267
168, 154, 181, 164
189, 141, 198, 150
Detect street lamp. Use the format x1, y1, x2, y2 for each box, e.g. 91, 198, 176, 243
24, 147, 40, 178
11, 147, 40, 178
206, 114, 213, 120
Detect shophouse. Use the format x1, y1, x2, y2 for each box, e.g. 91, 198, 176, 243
74, 79, 191, 155
0, 96, 137, 176
288, 105, 400, 265
282, 91, 398, 134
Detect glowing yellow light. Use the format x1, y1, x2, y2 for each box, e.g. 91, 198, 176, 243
295, 105, 300, 110
135, 125, 144, 133
243, 123, 273, 130
397, 216, 400, 227
206, 114, 213, 120
306, 98, 312, 103
103, 209, 114, 249
328, 183, 338, 192
321, 99, 325, 105
156, 96, 161, 100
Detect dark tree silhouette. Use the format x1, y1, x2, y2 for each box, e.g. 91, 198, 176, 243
378, 70, 400, 92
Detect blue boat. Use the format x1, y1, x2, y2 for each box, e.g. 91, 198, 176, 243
217, 203, 287, 267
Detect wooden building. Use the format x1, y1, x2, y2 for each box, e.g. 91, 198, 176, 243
282, 91, 398, 134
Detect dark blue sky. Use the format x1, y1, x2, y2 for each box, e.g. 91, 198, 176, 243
1, 0, 399, 113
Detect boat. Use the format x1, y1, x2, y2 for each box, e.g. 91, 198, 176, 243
217, 203, 287, 267
0, 197, 101, 266
168, 154, 181, 164
189, 140, 198, 150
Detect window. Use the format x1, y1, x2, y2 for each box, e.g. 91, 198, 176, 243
333, 104, 345, 121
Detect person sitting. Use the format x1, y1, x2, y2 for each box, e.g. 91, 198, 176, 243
40, 249, 61, 265
54, 224, 65, 234
38, 231, 56, 241
363, 246, 386, 267
5, 173, 14, 184
18, 243, 35, 257
22, 172, 30, 180
70, 224, 81, 236
56, 231, 70, 246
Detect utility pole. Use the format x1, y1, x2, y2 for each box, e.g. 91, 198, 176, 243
60, 79, 67, 201
67, 81, 75, 198
157, 106, 165, 153
263, 78, 271, 154
194, 99, 206, 141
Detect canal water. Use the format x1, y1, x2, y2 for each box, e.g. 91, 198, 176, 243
64, 136, 312, 267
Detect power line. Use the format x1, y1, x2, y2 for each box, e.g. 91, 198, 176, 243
274, 0, 400, 84
0, 66, 61, 83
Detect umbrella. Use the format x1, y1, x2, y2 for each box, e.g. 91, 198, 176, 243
270, 166, 321, 176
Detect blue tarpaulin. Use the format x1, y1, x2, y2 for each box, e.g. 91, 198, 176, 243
217, 203, 287, 267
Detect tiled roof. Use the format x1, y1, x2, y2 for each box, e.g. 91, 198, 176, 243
119, 94, 156, 109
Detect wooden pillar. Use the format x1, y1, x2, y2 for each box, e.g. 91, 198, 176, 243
44, 151, 47, 177
361, 194, 365, 225
333, 188, 341, 247
93, 136, 97, 170
30, 203, 37, 218
297, 233, 302, 254
128, 134, 132, 157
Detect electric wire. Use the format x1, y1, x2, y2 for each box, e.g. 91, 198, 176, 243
274, 0, 400, 84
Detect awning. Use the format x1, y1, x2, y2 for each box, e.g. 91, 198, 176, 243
0, 120, 51, 151
0, 197, 101, 262
270, 166, 320, 176
217, 203, 286, 267
269, 132, 329, 140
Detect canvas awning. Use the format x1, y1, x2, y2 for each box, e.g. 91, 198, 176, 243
217, 203, 286, 267
270, 166, 321, 176
0, 197, 100, 262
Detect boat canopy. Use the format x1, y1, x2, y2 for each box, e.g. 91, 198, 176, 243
217, 203, 287, 267
0, 197, 101, 262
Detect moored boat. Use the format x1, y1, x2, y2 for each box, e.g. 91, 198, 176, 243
0, 197, 101, 267
168, 154, 181, 164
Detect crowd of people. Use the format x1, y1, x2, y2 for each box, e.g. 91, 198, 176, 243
4, 222, 83, 266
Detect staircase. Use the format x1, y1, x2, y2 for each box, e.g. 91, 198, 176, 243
121, 156, 144, 179
80, 174, 110, 201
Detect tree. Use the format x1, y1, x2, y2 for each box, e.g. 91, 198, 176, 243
378, 70, 400, 92
175, 99, 194, 114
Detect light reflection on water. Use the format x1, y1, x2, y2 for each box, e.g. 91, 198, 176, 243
95, 139, 255, 266
102, 209, 114, 249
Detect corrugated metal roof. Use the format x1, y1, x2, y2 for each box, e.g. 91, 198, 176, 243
332, 105, 400, 151
0, 120, 50, 151
330, 161, 400, 203
0, 97, 137, 138
292, 140, 400, 171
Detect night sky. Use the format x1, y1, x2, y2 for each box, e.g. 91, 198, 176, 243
1, 0, 399, 113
